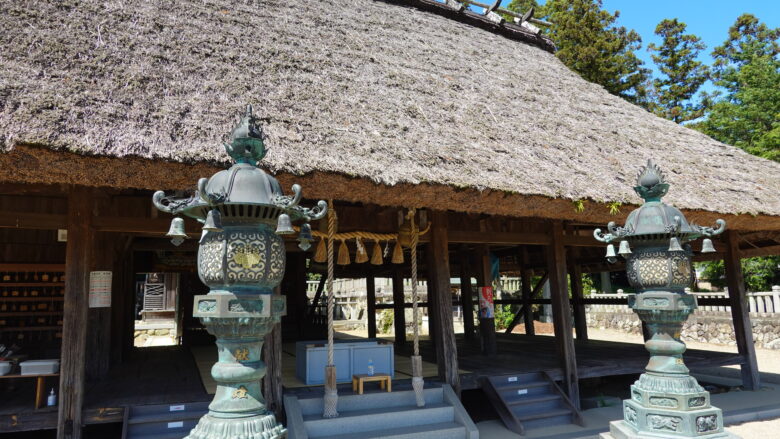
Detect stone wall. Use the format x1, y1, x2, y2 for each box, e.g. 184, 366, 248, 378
586, 310, 780, 349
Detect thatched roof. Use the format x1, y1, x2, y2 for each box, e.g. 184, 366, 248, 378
2, 0, 780, 222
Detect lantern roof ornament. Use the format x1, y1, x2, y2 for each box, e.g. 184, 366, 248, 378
152, 105, 326, 246
594, 160, 726, 248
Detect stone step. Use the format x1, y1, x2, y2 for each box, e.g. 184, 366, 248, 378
316, 421, 467, 439
303, 402, 454, 438
297, 386, 444, 415
123, 401, 208, 439
488, 372, 546, 388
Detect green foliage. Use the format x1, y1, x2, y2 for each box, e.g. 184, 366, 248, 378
648, 19, 709, 123
378, 309, 394, 334
572, 199, 585, 213
507, 0, 650, 104
695, 14, 780, 161
607, 201, 622, 215
494, 304, 516, 331
696, 256, 780, 292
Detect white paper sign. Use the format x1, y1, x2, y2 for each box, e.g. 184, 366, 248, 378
88, 271, 112, 308
169, 405, 185, 412
508, 376, 518, 382
517, 389, 528, 395
167, 421, 184, 429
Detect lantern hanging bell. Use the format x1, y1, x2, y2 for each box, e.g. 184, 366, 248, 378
275, 213, 294, 235
166, 217, 188, 246
618, 240, 632, 256
298, 223, 313, 251
605, 244, 616, 259
668, 237, 683, 252
203, 209, 223, 232
701, 238, 716, 254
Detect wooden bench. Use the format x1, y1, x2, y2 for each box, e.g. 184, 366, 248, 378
0, 373, 59, 408
351, 374, 391, 395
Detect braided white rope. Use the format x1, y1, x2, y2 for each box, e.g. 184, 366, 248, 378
409, 208, 425, 407
323, 200, 339, 418
326, 201, 336, 365
411, 209, 420, 357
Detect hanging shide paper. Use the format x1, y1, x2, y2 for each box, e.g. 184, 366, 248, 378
370, 240, 383, 265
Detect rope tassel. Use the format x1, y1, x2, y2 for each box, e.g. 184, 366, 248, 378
391, 240, 404, 264
355, 237, 368, 264
337, 239, 351, 265
313, 238, 327, 263
370, 240, 383, 265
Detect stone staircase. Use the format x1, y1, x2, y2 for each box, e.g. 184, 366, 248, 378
121, 401, 209, 439
482, 371, 583, 436
284, 385, 478, 439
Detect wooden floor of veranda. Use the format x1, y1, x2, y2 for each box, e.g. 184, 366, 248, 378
0, 332, 743, 432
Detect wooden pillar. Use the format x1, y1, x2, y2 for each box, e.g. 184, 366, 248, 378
85, 232, 114, 381
428, 211, 460, 393
476, 244, 496, 356
58, 187, 94, 439
568, 262, 588, 341
458, 245, 475, 340
546, 221, 580, 409
425, 261, 439, 345
288, 253, 308, 339
391, 268, 406, 345
520, 247, 535, 336
724, 231, 760, 390
366, 273, 377, 339
110, 235, 133, 365
264, 286, 284, 419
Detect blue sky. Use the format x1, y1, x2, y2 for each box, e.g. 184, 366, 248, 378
498, 0, 780, 94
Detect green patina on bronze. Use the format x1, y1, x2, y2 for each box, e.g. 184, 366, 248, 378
152, 106, 327, 439
595, 160, 735, 439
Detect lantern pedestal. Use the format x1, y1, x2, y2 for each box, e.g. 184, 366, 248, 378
187, 294, 287, 439
603, 291, 736, 439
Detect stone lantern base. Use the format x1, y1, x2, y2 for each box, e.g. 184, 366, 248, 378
187, 413, 286, 439
601, 419, 739, 439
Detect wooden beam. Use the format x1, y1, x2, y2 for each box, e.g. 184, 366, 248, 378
58, 187, 94, 439
392, 268, 406, 345
366, 273, 377, 339
445, 230, 600, 247
458, 245, 475, 340
724, 230, 760, 390
0, 211, 66, 229
504, 269, 548, 334
476, 244, 497, 356
546, 221, 580, 410
428, 211, 460, 394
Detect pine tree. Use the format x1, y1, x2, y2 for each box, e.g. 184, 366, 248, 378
696, 14, 780, 161
647, 19, 709, 123
508, 0, 650, 104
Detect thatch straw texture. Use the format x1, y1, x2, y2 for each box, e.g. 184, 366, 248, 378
1, 0, 780, 217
